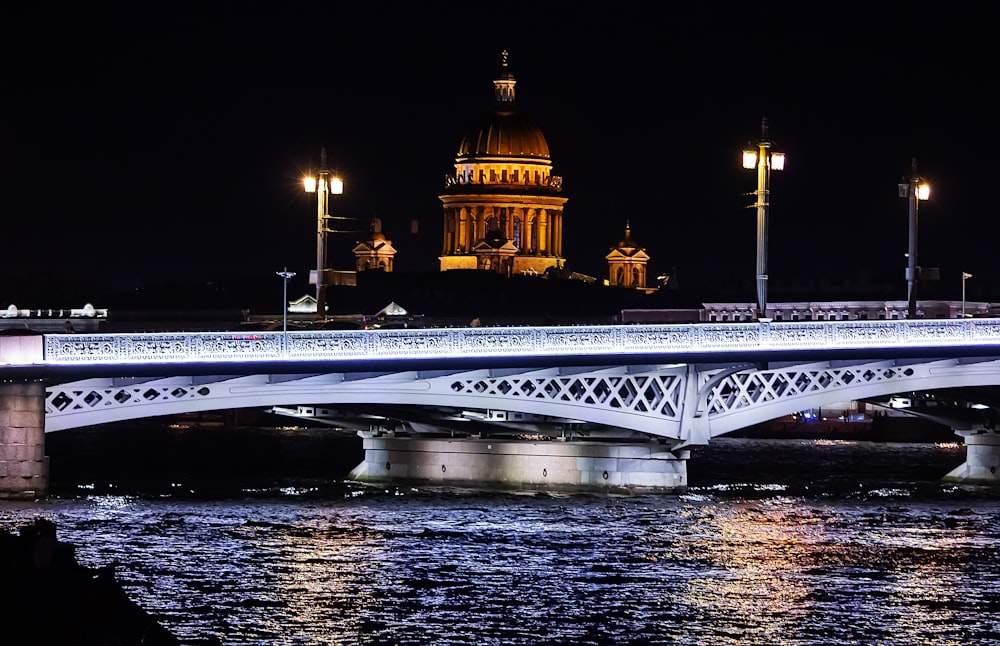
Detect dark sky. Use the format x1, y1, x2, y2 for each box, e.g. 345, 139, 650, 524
3, 4, 997, 307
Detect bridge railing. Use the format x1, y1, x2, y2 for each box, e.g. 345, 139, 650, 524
1, 318, 998, 367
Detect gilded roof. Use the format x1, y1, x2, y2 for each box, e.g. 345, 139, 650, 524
457, 112, 550, 160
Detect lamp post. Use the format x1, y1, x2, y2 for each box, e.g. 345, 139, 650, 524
898, 158, 930, 319
742, 117, 785, 320
304, 148, 344, 320
276, 267, 295, 354
962, 272, 973, 319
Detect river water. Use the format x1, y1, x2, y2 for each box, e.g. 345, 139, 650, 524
3, 430, 1000, 645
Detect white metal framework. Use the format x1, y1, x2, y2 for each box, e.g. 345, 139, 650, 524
2, 318, 996, 440
43, 358, 1000, 445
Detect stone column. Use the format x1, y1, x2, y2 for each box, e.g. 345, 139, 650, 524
943, 430, 1000, 485
538, 210, 548, 254
0, 380, 48, 499
468, 206, 478, 251
442, 208, 455, 255
552, 209, 564, 258
513, 208, 524, 250
466, 207, 475, 249
527, 209, 538, 252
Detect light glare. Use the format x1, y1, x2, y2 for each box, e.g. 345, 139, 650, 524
742, 150, 757, 169
303, 177, 317, 193
330, 177, 344, 194
917, 183, 930, 201
770, 152, 786, 171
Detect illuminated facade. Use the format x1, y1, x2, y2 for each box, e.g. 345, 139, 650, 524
352, 218, 396, 272
606, 222, 650, 290
439, 51, 567, 276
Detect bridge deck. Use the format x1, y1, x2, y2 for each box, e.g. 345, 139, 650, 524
2, 319, 999, 379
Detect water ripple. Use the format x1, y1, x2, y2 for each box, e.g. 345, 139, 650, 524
3, 438, 999, 644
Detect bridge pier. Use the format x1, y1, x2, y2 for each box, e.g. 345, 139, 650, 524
943, 430, 1000, 485
348, 436, 688, 493
0, 380, 48, 500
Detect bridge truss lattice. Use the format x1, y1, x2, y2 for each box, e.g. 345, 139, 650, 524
44, 357, 1000, 445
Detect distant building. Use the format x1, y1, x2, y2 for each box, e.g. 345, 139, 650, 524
621, 299, 1000, 324
439, 51, 568, 277
288, 295, 318, 314
606, 222, 652, 292
352, 218, 397, 272
0, 303, 107, 332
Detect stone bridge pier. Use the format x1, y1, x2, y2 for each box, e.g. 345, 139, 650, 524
944, 430, 1000, 485
0, 380, 48, 500
348, 435, 689, 493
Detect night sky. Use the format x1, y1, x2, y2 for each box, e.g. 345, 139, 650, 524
4, 4, 997, 308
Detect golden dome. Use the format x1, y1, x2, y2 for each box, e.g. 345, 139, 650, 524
613, 222, 644, 253
457, 112, 550, 160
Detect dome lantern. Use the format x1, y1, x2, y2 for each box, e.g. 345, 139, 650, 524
455, 51, 551, 161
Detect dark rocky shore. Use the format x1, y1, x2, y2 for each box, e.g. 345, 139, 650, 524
1, 518, 180, 645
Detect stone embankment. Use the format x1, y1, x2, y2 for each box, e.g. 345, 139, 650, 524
1, 518, 180, 645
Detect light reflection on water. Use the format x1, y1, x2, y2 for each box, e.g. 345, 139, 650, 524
1, 438, 999, 645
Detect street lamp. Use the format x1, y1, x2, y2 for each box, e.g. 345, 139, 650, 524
304, 148, 344, 320
276, 267, 296, 354
898, 158, 930, 319
742, 117, 785, 320
962, 272, 973, 319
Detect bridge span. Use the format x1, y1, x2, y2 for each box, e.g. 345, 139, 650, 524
3, 318, 1000, 498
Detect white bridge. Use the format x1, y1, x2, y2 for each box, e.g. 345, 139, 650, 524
3, 318, 1000, 494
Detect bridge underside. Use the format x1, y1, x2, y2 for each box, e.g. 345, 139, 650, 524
866, 387, 1000, 486
27, 357, 1000, 493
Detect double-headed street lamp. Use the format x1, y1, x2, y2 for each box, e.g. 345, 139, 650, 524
742, 118, 785, 320
304, 148, 344, 320
898, 158, 930, 319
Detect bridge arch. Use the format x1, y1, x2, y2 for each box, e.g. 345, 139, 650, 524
45, 358, 1000, 442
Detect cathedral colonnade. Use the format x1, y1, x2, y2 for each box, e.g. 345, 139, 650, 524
442, 205, 563, 257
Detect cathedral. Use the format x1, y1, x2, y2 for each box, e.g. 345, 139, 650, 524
437, 51, 571, 277
354, 51, 651, 288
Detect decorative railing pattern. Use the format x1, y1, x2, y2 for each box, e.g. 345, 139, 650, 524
21, 318, 1000, 366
